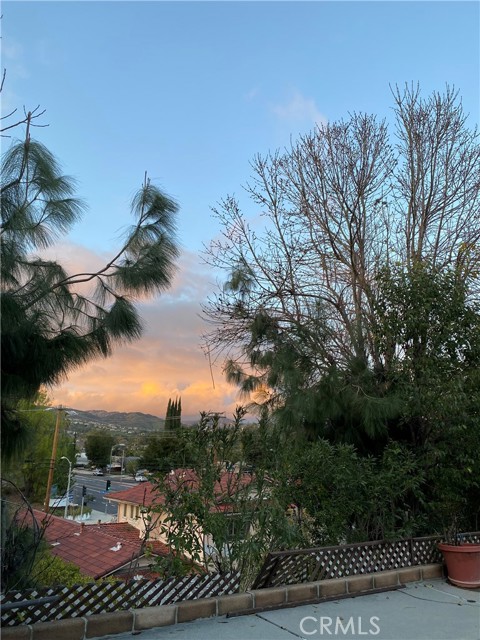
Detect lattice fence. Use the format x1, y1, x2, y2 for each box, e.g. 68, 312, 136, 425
251, 532, 480, 589
1, 571, 240, 627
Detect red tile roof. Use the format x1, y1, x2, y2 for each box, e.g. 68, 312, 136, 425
30, 510, 169, 579
107, 471, 254, 509
92, 521, 170, 556
107, 482, 162, 507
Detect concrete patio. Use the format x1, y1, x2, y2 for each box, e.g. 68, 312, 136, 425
3, 566, 478, 640
93, 578, 479, 640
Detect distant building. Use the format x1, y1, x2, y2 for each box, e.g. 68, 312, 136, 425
74, 452, 89, 468
106, 470, 257, 559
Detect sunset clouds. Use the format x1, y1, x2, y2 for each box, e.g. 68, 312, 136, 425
50, 246, 240, 420
7, 0, 477, 426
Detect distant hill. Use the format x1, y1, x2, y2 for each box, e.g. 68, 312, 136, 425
65, 408, 239, 436
67, 408, 165, 433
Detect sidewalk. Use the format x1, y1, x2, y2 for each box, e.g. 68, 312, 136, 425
67, 509, 117, 524
88, 509, 117, 524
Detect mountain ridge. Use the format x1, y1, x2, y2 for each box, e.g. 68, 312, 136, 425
67, 408, 165, 432
65, 408, 202, 433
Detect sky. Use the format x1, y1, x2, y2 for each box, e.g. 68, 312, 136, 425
2, 1, 479, 420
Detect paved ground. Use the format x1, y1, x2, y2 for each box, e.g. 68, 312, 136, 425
93, 579, 480, 640
65, 508, 116, 523
87, 508, 117, 523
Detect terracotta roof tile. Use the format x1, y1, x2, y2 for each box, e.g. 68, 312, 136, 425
30, 510, 169, 579
88, 521, 170, 556
107, 471, 254, 509
107, 482, 161, 507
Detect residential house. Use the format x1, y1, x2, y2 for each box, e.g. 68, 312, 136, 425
106, 469, 257, 558
106, 482, 164, 539
30, 509, 170, 580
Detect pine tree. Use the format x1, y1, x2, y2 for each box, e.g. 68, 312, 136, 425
1, 122, 180, 459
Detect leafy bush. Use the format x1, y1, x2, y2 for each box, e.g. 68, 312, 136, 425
150, 409, 303, 589
275, 439, 426, 545
31, 551, 92, 588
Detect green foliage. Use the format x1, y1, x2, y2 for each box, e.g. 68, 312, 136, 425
276, 439, 425, 546
0, 485, 48, 592
353, 442, 427, 541
126, 459, 140, 477
372, 263, 480, 447
31, 551, 92, 588
420, 421, 480, 538
240, 407, 283, 470
85, 432, 115, 468
205, 86, 480, 466
140, 431, 194, 474
165, 397, 182, 430
153, 550, 200, 579
1, 394, 75, 502
148, 409, 435, 586
1, 133, 179, 461
272, 357, 401, 452
204, 88, 480, 555
150, 409, 303, 589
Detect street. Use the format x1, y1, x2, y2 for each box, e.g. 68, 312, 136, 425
70, 470, 137, 516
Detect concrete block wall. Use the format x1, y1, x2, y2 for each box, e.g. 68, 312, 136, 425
1, 564, 444, 640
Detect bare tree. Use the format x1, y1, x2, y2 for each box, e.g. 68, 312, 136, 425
1, 68, 48, 138
391, 85, 480, 272
202, 85, 480, 412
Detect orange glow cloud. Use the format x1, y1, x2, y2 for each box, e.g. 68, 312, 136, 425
140, 382, 162, 397
49, 245, 243, 420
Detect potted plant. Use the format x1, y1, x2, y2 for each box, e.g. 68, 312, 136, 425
438, 515, 480, 589
429, 440, 480, 589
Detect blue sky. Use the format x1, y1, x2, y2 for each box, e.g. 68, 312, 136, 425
2, 1, 479, 418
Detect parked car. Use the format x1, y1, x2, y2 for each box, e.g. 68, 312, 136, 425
135, 474, 147, 482
92, 468, 104, 476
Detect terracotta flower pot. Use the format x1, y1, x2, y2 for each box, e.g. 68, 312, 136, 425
438, 542, 480, 589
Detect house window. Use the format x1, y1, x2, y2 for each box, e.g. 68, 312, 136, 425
123, 504, 127, 517
130, 505, 134, 519
225, 514, 250, 541
135, 506, 140, 519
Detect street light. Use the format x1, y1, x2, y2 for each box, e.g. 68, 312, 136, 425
60, 456, 72, 519
109, 445, 115, 472
120, 445, 126, 476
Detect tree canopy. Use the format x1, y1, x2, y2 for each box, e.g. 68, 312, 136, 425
84, 432, 115, 468
1, 115, 180, 458
202, 85, 480, 451
165, 397, 182, 429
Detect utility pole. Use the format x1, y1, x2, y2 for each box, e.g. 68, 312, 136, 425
43, 407, 63, 512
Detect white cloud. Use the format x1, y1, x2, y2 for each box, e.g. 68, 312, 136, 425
2, 40, 29, 79
244, 87, 260, 102
1, 38, 29, 117
272, 89, 327, 128
48, 243, 241, 419
2, 41, 24, 62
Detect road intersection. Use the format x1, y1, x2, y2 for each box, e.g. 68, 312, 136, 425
70, 469, 136, 516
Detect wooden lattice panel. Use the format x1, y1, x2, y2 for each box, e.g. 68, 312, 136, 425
1, 572, 240, 627
412, 538, 441, 564
252, 532, 480, 588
